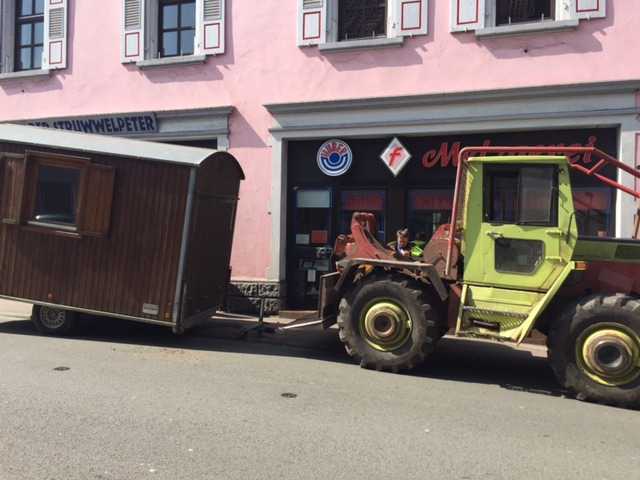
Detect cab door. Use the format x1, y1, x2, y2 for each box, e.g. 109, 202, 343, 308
464, 160, 572, 292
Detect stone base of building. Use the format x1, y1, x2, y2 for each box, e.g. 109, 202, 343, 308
226, 281, 285, 315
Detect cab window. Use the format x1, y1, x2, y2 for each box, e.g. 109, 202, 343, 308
484, 165, 557, 226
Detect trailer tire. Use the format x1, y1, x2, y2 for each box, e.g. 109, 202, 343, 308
31, 306, 77, 336
337, 274, 440, 373
547, 294, 640, 409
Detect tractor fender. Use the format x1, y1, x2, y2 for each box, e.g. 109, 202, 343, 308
336, 258, 448, 302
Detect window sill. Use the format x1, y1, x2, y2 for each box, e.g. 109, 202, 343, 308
319, 36, 404, 53
0, 69, 51, 81
475, 19, 579, 38
136, 55, 207, 69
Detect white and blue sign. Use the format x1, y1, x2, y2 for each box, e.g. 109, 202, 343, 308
317, 139, 353, 177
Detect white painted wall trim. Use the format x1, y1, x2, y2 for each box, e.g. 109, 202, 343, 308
14, 106, 233, 147
265, 80, 640, 281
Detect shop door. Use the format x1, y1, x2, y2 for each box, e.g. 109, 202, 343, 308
289, 189, 333, 309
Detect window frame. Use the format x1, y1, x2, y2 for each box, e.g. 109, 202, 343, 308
14, 0, 45, 72
157, 0, 196, 58
326, 0, 394, 43
336, 0, 388, 42
23, 151, 89, 234
483, 164, 559, 228
483, 0, 570, 29
494, 0, 555, 26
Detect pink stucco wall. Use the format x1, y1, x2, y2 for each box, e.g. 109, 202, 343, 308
0, 1, 637, 280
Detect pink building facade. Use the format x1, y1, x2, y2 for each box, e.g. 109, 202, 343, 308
0, 0, 638, 311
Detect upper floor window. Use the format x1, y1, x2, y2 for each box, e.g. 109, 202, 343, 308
0, 0, 68, 78
338, 0, 387, 41
450, 0, 606, 35
297, 0, 428, 48
121, 0, 225, 66
15, 0, 44, 71
159, 0, 196, 57
495, 0, 553, 26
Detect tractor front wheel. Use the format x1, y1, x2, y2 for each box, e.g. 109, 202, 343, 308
337, 275, 440, 373
548, 294, 640, 409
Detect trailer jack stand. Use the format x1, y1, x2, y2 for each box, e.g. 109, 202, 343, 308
237, 298, 276, 338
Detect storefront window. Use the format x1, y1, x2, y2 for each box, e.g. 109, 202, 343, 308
290, 189, 333, 308
408, 190, 453, 241
573, 188, 613, 237
339, 190, 386, 242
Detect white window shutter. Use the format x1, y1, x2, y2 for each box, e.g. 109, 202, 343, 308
43, 0, 68, 70
122, 0, 145, 63
450, 0, 484, 32
394, 0, 428, 37
576, 0, 606, 19
297, 0, 326, 46
196, 0, 225, 55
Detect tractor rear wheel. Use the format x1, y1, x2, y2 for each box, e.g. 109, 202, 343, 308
547, 294, 640, 409
337, 274, 440, 373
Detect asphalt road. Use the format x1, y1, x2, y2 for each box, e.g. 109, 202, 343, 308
0, 301, 639, 480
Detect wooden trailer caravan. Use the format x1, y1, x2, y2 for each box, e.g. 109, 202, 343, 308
0, 124, 244, 334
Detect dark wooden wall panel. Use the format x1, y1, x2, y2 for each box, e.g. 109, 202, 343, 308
184, 153, 243, 317
0, 141, 191, 323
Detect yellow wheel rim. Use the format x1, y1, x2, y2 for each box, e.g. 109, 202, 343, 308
359, 300, 412, 352
576, 324, 640, 387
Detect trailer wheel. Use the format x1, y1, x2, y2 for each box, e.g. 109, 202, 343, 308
337, 274, 440, 373
31, 306, 77, 336
547, 294, 640, 409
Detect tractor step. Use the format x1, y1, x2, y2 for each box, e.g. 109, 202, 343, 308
462, 306, 528, 319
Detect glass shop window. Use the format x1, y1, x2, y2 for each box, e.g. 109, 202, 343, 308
295, 189, 332, 246
408, 189, 453, 242
338, 0, 387, 41
496, 0, 554, 26
33, 165, 80, 227
159, 0, 196, 57
573, 188, 613, 237
339, 190, 386, 242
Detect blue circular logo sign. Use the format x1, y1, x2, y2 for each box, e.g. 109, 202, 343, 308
317, 139, 353, 177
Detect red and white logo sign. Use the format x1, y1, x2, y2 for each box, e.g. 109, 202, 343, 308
380, 137, 411, 177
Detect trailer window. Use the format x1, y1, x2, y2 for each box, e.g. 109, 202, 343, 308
33, 165, 80, 227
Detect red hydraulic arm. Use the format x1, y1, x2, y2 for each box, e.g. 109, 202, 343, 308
445, 146, 640, 276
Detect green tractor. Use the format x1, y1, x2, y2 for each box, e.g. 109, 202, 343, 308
318, 146, 640, 408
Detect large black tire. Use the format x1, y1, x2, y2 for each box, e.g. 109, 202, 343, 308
337, 274, 441, 373
31, 305, 78, 336
547, 294, 640, 409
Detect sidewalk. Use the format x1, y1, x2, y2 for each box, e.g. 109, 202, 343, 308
0, 298, 547, 359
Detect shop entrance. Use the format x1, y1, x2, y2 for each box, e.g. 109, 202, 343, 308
286, 128, 619, 309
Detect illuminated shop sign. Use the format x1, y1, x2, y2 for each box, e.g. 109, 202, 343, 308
421, 136, 600, 168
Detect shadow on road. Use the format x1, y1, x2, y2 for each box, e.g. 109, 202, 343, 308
0, 313, 565, 399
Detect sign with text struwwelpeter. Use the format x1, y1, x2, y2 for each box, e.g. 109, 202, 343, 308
26, 114, 158, 135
